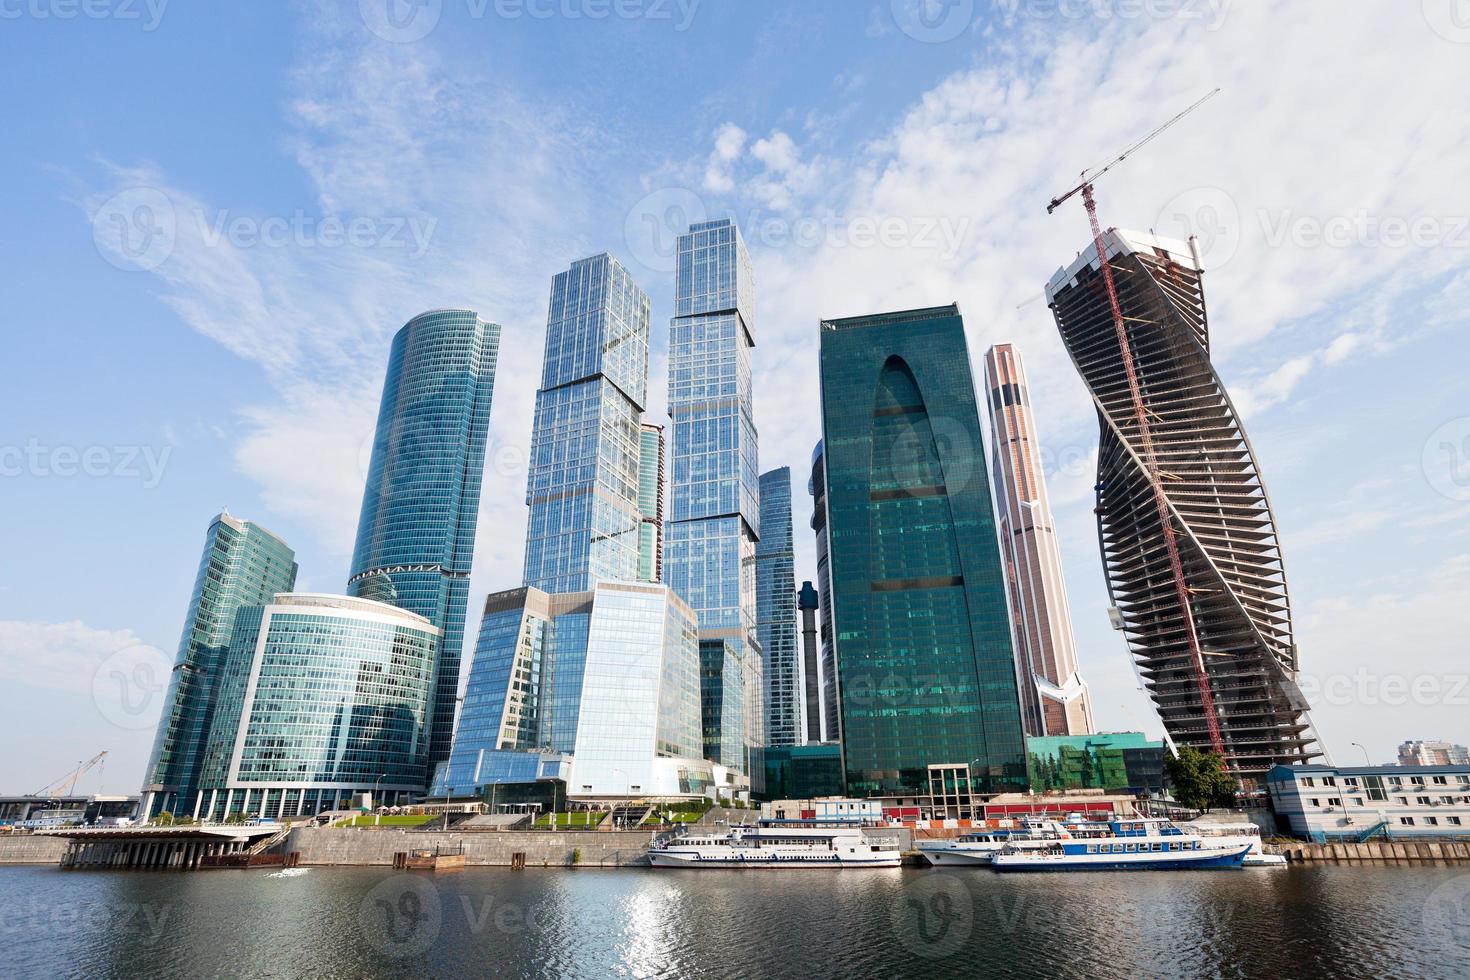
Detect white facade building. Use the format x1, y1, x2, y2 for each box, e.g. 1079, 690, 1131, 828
1267, 764, 1470, 841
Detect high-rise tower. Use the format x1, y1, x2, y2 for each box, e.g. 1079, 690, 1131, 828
756, 467, 799, 747
818, 304, 1026, 798
664, 218, 763, 778
638, 422, 666, 582
523, 254, 651, 593
348, 309, 501, 776
798, 581, 822, 744
1046, 229, 1316, 781
983, 343, 1094, 738
141, 511, 297, 819
809, 440, 840, 745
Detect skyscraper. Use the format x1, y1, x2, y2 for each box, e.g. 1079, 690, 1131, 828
348, 309, 501, 776
818, 304, 1027, 798
798, 581, 822, 744
664, 218, 763, 777
808, 441, 841, 745
193, 593, 439, 820
439, 254, 728, 801
638, 421, 666, 582
1046, 229, 1316, 781
141, 511, 297, 819
756, 467, 799, 747
523, 255, 650, 593
983, 343, 1094, 738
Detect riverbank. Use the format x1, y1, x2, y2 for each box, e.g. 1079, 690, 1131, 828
287, 826, 659, 867
1268, 840, 1470, 864
0, 835, 67, 864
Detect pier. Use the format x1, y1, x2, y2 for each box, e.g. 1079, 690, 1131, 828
42, 824, 288, 870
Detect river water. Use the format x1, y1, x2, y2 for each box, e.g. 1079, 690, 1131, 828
4, 864, 1468, 978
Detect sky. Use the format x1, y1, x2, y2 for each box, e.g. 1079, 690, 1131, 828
2, 0, 1468, 796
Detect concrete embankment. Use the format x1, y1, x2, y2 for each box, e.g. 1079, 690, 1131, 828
1268, 840, 1470, 864
0, 835, 69, 864
286, 827, 658, 868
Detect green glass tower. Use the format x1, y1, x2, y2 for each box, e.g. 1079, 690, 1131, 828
140, 511, 298, 819
817, 304, 1026, 797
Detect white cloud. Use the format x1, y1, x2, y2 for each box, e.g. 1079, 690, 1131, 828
0, 620, 167, 698
703, 123, 748, 193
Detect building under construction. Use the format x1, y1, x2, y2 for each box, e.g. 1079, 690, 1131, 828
1045, 228, 1317, 783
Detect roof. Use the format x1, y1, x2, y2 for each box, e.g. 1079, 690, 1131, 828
820, 303, 959, 332
1044, 228, 1200, 304
1266, 763, 1470, 780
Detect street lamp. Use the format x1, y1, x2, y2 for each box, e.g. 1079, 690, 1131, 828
373, 773, 388, 825
1351, 743, 1371, 766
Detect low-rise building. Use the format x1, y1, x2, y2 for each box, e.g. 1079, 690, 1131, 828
1266, 763, 1470, 841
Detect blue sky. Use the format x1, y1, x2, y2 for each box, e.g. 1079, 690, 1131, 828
3, 1, 1468, 794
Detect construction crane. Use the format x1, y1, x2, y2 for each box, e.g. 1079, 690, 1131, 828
1046, 89, 1230, 764
31, 751, 108, 798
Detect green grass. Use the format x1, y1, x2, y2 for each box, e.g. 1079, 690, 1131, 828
533, 811, 605, 829
343, 814, 438, 827
665, 811, 706, 824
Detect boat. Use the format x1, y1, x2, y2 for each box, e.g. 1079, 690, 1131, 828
990, 817, 1252, 872
917, 819, 1073, 866
648, 821, 902, 869
1181, 818, 1286, 867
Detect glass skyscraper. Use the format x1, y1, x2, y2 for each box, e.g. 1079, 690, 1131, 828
193, 593, 439, 820
140, 510, 297, 819
664, 219, 763, 777
638, 422, 665, 582
818, 304, 1027, 797
523, 255, 650, 594
756, 467, 799, 747
809, 440, 841, 744
347, 309, 501, 777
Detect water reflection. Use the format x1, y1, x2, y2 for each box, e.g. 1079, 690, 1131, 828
4, 864, 1466, 978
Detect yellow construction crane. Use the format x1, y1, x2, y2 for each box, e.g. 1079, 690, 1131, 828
31, 751, 107, 798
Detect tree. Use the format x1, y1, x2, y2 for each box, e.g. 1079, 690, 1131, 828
154, 811, 175, 827
1164, 746, 1237, 811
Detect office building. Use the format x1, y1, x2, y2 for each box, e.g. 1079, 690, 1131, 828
192, 594, 440, 820
817, 304, 1027, 797
348, 309, 501, 776
523, 255, 650, 593
1025, 732, 1165, 793
638, 422, 666, 582
1267, 763, 1470, 841
141, 511, 297, 819
1046, 229, 1316, 782
438, 581, 724, 799
809, 440, 840, 744
1399, 741, 1470, 766
983, 343, 1094, 737
756, 467, 800, 747
664, 219, 763, 778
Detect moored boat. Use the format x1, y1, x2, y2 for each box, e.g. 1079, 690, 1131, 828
648, 821, 902, 869
990, 817, 1252, 872
917, 819, 1073, 866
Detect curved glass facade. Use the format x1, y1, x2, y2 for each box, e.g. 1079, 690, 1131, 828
818, 305, 1026, 796
194, 594, 439, 820
348, 309, 501, 776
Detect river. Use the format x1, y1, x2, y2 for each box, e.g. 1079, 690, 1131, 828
4, 864, 1468, 978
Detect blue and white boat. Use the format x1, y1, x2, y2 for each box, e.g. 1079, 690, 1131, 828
917, 819, 1072, 866
990, 817, 1252, 872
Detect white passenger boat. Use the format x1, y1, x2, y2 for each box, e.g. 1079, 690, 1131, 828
1182, 818, 1286, 867
990, 818, 1252, 872
917, 820, 1073, 866
648, 821, 902, 869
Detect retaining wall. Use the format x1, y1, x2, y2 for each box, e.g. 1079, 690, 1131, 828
287, 827, 657, 868
0, 835, 70, 864
1269, 840, 1470, 863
